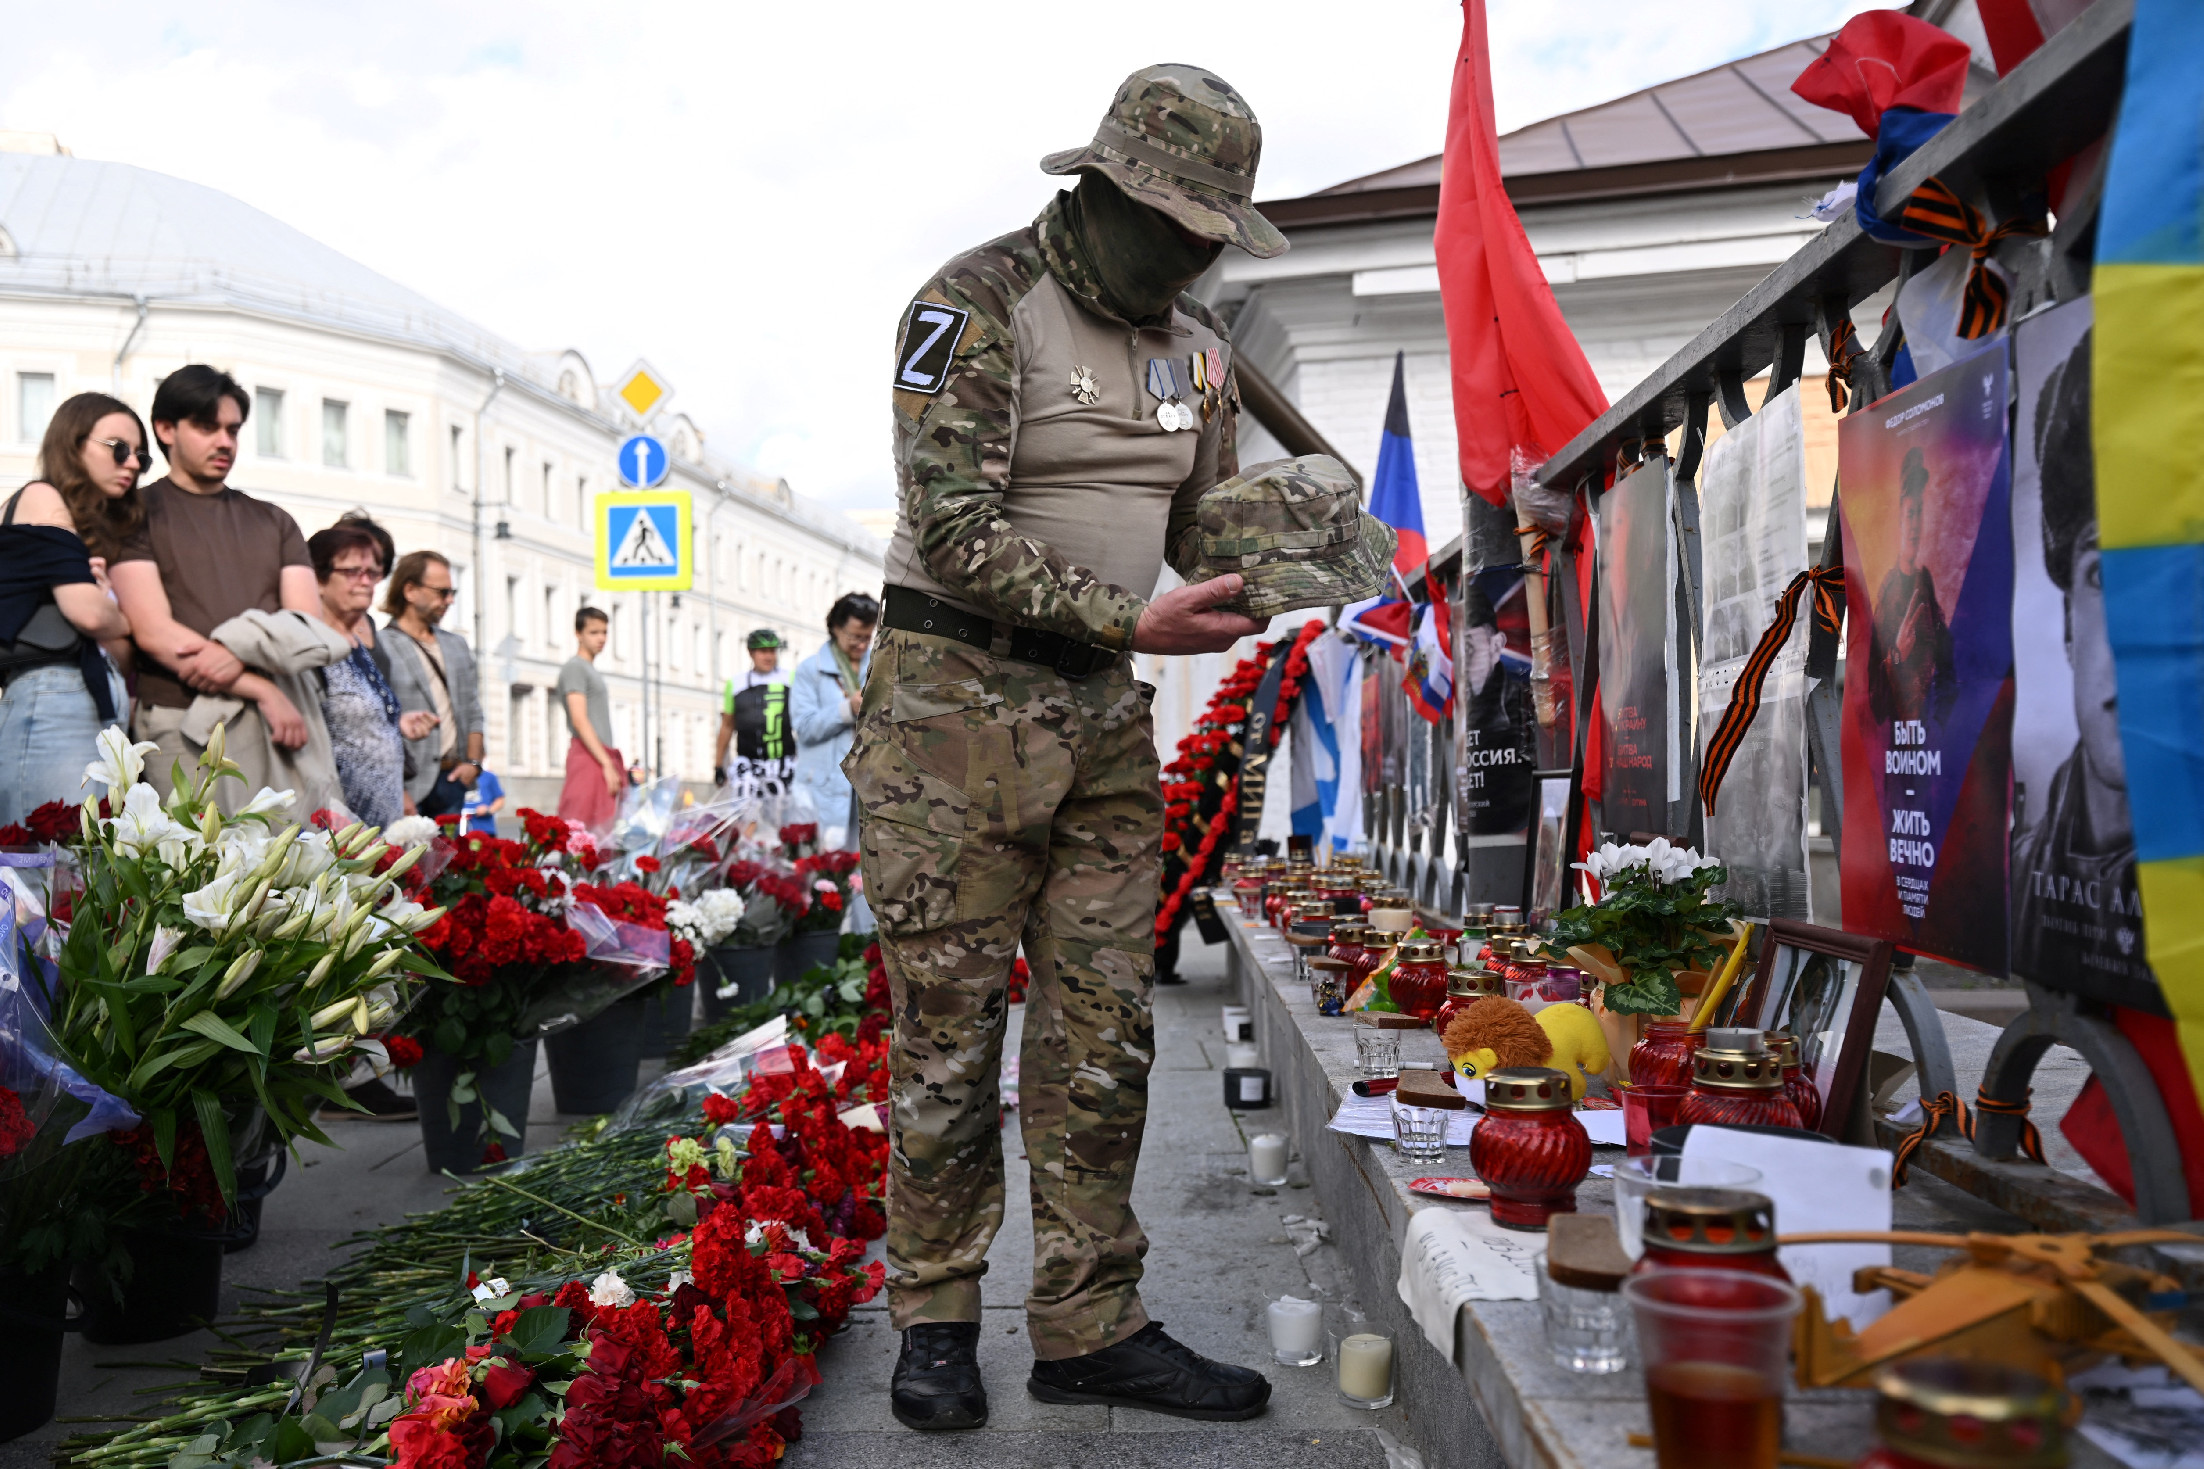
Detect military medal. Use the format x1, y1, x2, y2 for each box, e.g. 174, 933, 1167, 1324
1071, 365, 1099, 406
1190, 350, 1218, 424
1147, 358, 1191, 431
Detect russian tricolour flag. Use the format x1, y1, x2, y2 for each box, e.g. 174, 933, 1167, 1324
1341, 352, 1426, 650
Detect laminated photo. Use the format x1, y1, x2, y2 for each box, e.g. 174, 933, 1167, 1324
1837, 345, 2013, 973
2008, 297, 2155, 1010
1697, 383, 1813, 920
1596, 458, 1676, 838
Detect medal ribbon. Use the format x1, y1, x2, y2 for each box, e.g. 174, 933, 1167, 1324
1145, 358, 1179, 404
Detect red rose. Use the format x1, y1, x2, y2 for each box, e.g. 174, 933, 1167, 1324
480, 1360, 535, 1410
480, 1141, 508, 1165
382, 1034, 425, 1070
24, 799, 79, 844
0, 1087, 33, 1158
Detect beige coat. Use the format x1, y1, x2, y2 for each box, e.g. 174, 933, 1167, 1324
135, 608, 350, 817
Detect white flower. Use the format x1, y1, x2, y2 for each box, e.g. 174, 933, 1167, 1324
83, 727, 159, 795
107, 784, 194, 864
145, 925, 184, 976
273, 828, 336, 887
182, 871, 246, 933
237, 787, 296, 819
665, 1270, 692, 1293
587, 1270, 636, 1309
383, 815, 440, 849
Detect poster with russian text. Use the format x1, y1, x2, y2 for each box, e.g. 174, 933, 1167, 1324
2008, 298, 2155, 1009
1698, 384, 1813, 920
1596, 458, 1676, 840
1838, 347, 2012, 973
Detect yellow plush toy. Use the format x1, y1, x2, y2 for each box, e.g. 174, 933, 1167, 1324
1442, 996, 1614, 1100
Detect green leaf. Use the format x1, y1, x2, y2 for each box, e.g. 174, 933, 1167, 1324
180, 1010, 260, 1055
247, 1002, 277, 1058
193, 1091, 236, 1206
502, 1305, 571, 1359
153, 1108, 177, 1173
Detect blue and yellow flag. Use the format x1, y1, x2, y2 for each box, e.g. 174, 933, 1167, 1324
2095, 0, 2204, 1098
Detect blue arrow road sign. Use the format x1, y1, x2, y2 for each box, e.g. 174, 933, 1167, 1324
617, 434, 669, 488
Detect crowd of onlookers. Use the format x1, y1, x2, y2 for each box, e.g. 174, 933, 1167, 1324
1, 362, 882, 841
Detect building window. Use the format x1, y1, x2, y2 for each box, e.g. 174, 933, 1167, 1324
16, 372, 55, 444
543, 460, 556, 521
322, 399, 349, 468
542, 687, 559, 772
505, 576, 521, 645
449, 424, 464, 491
543, 586, 558, 653
385, 410, 411, 476
503, 446, 516, 505
508, 688, 529, 775
255, 388, 286, 457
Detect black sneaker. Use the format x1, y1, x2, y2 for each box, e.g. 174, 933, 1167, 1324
891, 1322, 987, 1431
330, 1077, 417, 1122
1028, 1321, 1270, 1421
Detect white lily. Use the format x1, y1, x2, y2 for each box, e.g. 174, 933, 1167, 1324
145, 925, 184, 977
82, 727, 159, 795
107, 785, 194, 864
237, 786, 297, 819
214, 949, 262, 1000
181, 871, 246, 933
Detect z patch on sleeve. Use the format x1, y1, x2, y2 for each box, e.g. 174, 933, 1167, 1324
893, 300, 971, 395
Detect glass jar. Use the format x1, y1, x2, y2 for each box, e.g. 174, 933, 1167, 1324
1762, 1031, 1823, 1132
1232, 874, 1265, 919
1504, 946, 1550, 1005
1677, 1047, 1804, 1131
1389, 939, 1450, 1023
1467, 1067, 1591, 1229
1327, 923, 1370, 975
1629, 1186, 1788, 1280
1351, 934, 1395, 995
1858, 1359, 2066, 1469
1433, 967, 1506, 1040
1628, 1019, 1699, 1090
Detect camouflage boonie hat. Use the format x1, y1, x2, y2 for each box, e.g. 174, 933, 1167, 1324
1184, 456, 1396, 618
1041, 63, 1289, 260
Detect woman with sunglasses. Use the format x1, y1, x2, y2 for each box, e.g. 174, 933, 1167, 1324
304, 523, 436, 828
0, 392, 145, 825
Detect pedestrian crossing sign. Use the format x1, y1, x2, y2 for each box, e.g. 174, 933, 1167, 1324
595, 490, 692, 591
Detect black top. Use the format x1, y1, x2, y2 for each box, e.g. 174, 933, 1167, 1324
0, 490, 115, 721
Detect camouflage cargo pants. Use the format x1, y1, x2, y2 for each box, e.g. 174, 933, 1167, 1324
845, 626, 1162, 1361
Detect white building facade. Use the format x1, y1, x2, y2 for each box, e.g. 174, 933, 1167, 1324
0, 142, 880, 809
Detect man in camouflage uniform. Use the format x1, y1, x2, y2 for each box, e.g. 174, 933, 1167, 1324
851, 63, 1284, 1430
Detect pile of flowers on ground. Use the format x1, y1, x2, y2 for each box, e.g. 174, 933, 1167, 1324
62, 938, 896, 1469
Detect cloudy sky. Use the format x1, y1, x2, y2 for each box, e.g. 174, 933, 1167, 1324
2, 1, 1889, 514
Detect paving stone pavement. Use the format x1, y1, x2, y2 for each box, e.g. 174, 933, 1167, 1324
785, 938, 1410, 1468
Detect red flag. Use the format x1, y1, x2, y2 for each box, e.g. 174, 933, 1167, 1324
1434, 0, 1609, 507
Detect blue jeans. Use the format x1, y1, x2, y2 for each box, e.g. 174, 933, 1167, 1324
0, 662, 128, 826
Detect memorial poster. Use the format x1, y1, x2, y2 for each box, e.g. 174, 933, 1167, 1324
1837, 347, 2013, 973
1455, 570, 1536, 837
2008, 298, 2154, 1009
1698, 384, 1813, 920
1596, 458, 1676, 839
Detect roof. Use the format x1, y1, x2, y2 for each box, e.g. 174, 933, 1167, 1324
0, 151, 878, 553
1260, 34, 1883, 228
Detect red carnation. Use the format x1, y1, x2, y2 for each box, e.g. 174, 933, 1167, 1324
382, 1034, 425, 1070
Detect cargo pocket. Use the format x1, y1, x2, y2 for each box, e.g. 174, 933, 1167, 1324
849, 731, 973, 937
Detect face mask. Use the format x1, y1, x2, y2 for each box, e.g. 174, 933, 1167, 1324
1069, 171, 1225, 322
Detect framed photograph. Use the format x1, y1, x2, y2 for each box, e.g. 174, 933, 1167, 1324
1730, 919, 1894, 1138
1522, 772, 1575, 926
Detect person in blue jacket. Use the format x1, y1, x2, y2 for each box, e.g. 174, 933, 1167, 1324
789, 592, 877, 844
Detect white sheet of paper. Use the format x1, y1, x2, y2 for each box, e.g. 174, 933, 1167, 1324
1395, 1205, 1546, 1360
1682, 1127, 1892, 1330
1327, 1095, 1626, 1149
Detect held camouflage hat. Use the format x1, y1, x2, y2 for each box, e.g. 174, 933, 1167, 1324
1041, 64, 1289, 260
1184, 456, 1397, 619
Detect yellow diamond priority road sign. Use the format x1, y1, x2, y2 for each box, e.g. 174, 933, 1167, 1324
615, 360, 672, 424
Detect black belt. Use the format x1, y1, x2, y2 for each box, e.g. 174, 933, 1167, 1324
881, 585, 1120, 680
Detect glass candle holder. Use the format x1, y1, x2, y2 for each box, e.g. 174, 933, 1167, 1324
1391, 1100, 1449, 1164
1539, 1265, 1631, 1374
1266, 1296, 1324, 1367
1221, 1006, 1253, 1043
1617, 1083, 1689, 1157
1226, 1041, 1261, 1070
1249, 1132, 1289, 1186
1623, 1270, 1801, 1469
1335, 1330, 1394, 1409
1354, 1027, 1401, 1080
1612, 1156, 1762, 1261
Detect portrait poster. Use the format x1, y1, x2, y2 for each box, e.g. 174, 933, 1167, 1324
2008, 298, 2155, 1009
1596, 458, 1676, 839
1455, 570, 1536, 837
1525, 774, 1574, 926
1698, 384, 1813, 920
1360, 652, 1387, 799
1837, 346, 2013, 973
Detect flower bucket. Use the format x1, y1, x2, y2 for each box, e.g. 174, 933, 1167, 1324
701, 945, 777, 1023
545, 995, 648, 1115
0, 1268, 76, 1439
76, 1225, 225, 1344
639, 981, 696, 1058
413, 1039, 540, 1175
775, 929, 843, 990
221, 1147, 291, 1255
